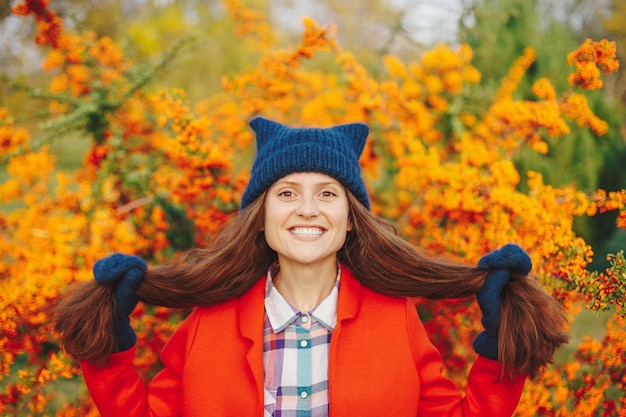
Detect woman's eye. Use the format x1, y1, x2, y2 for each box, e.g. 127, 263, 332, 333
278, 190, 294, 198
321, 190, 337, 198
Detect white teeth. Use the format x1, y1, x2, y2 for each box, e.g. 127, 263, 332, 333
290, 227, 323, 238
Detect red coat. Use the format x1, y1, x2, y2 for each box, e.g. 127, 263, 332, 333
82, 265, 525, 416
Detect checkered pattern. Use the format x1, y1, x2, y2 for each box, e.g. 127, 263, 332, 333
263, 264, 340, 417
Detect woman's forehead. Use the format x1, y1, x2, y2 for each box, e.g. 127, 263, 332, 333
272, 172, 343, 186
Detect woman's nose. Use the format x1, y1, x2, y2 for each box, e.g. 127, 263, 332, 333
295, 195, 319, 217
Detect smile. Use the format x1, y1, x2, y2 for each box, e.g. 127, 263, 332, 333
289, 227, 324, 238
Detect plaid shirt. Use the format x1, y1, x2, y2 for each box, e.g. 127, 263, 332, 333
263, 264, 340, 417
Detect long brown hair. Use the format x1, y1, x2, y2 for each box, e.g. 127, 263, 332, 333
341, 193, 569, 380
54, 190, 568, 379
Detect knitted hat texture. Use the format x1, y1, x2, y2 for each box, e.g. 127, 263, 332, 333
241, 117, 370, 210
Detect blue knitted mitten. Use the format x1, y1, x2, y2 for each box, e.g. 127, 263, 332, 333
472, 244, 532, 360
94, 253, 147, 352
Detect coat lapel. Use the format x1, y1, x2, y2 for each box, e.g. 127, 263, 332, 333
336, 265, 361, 323
238, 276, 266, 415
236, 267, 363, 416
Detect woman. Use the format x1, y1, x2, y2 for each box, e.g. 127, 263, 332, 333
54, 117, 568, 416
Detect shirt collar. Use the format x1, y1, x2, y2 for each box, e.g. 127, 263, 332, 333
264, 263, 340, 333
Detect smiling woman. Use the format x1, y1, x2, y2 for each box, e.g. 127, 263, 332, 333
264, 172, 352, 311
53, 117, 568, 417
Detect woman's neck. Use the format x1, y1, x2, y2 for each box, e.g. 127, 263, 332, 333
272, 259, 338, 312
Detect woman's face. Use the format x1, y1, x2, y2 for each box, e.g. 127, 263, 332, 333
263, 172, 352, 269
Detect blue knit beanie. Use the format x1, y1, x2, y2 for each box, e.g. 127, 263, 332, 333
241, 117, 371, 210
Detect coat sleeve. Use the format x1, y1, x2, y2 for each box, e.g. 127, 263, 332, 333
81, 309, 202, 417
406, 301, 525, 417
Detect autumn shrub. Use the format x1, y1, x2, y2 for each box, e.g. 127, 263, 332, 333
1, 0, 625, 415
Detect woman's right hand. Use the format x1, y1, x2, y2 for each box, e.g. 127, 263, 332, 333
93, 253, 147, 352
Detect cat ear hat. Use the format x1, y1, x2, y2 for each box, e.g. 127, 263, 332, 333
240, 117, 371, 210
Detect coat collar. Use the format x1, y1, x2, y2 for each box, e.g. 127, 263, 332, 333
236, 264, 363, 412
237, 264, 363, 340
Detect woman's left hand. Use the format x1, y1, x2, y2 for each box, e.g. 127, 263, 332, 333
473, 244, 532, 360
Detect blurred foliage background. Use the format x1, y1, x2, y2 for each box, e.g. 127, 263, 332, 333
2, 0, 625, 269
